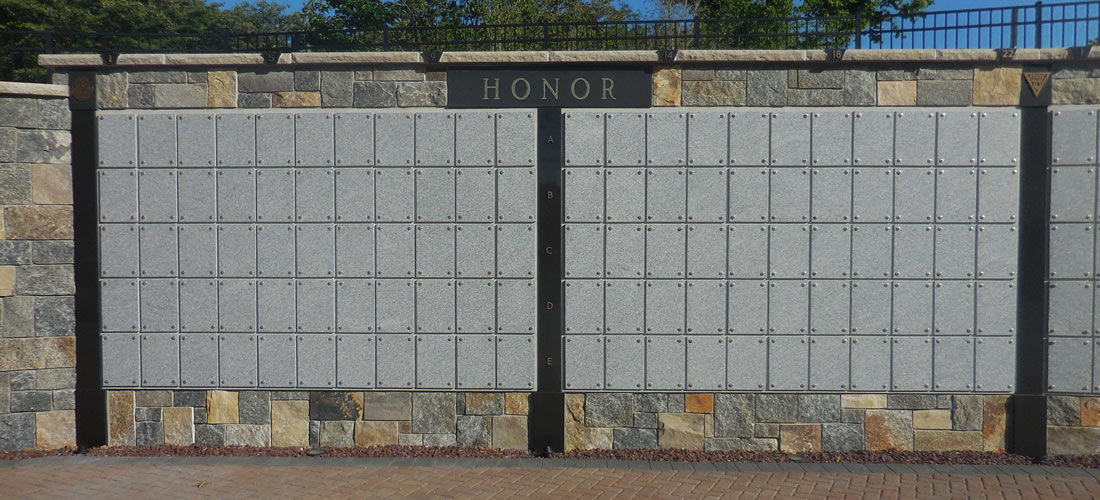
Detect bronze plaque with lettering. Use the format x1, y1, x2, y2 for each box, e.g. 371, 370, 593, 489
448, 67, 653, 108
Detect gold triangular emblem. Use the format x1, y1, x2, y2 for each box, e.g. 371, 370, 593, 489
1024, 72, 1051, 97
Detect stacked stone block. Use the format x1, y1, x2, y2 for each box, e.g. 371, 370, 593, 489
566, 393, 1008, 453
0, 89, 76, 451
1047, 395, 1100, 455
108, 390, 529, 449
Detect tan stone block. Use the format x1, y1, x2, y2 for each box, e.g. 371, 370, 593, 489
355, 421, 399, 447
398, 421, 411, 433
0, 337, 76, 371
914, 430, 982, 451
505, 393, 528, 415
31, 164, 72, 205
1048, 426, 1100, 455
972, 67, 1022, 106
135, 390, 173, 407
272, 92, 321, 108
1053, 79, 1100, 105
658, 413, 705, 450
685, 393, 715, 414
291, 52, 421, 64
0, 266, 13, 297
3, 206, 73, 240
206, 390, 239, 424
35, 410, 75, 449
108, 391, 135, 446
207, 71, 237, 108
653, 67, 682, 107
842, 394, 887, 409
983, 395, 1009, 452
913, 410, 952, 430
491, 415, 527, 450
0, 215, 5, 239
549, 51, 657, 63
865, 410, 914, 451
565, 393, 585, 451
443, 51, 550, 63
586, 427, 613, 449
162, 407, 194, 445
1082, 398, 1100, 427
779, 424, 821, 453
704, 413, 714, 438
877, 81, 916, 106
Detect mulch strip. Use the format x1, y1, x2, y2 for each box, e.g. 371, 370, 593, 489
2, 445, 1100, 468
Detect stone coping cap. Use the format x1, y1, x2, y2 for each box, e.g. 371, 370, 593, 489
38, 47, 1100, 69
0, 81, 68, 98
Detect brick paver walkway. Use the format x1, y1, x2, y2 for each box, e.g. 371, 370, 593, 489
3, 457, 1100, 498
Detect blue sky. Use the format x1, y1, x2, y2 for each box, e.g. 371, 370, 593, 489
220, 0, 1033, 19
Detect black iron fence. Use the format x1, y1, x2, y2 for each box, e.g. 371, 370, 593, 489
2, 1, 1098, 82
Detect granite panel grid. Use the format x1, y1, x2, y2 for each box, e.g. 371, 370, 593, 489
97, 109, 538, 390
1048, 106, 1100, 395
562, 107, 1020, 393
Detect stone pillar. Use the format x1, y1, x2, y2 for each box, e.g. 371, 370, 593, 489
0, 82, 76, 450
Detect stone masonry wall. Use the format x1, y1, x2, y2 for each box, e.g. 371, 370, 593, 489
107, 390, 529, 449
565, 393, 1009, 453
0, 88, 76, 451
1047, 396, 1100, 455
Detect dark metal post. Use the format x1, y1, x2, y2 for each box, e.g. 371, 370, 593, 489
1011, 8, 1020, 48
383, 25, 390, 51
854, 12, 863, 49
693, 16, 701, 49
543, 21, 550, 51
43, 29, 53, 53
1013, 102, 1053, 458
1035, 1, 1044, 48
528, 108, 565, 456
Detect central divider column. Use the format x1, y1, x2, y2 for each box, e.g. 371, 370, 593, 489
528, 108, 566, 454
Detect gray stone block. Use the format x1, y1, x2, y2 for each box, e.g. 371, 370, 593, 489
412, 393, 456, 434
798, 69, 845, 89
225, 424, 270, 447
0, 165, 31, 205
51, 72, 68, 86
172, 390, 205, 407
786, 89, 842, 106
309, 392, 362, 420
0, 413, 35, 450
36, 368, 75, 390
423, 433, 458, 446
843, 70, 877, 105
633, 412, 657, 429
917, 80, 973, 106
586, 393, 632, 428
38, 99, 70, 130
130, 71, 186, 84
321, 71, 354, 107
0, 98, 38, 128
318, 420, 354, 447
916, 68, 974, 80
396, 82, 446, 107
456, 415, 490, 447
798, 395, 842, 422
668, 394, 685, 413
634, 394, 667, 413
195, 424, 224, 445
455, 393, 465, 414
747, 70, 787, 106
1, 297, 35, 338
295, 71, 320, 91
355, 71, 373, 81
683, 69, 714, 81
127, 85, 155, 109
822, 423, 863, 452
52, 389, 75, 410
11, 391, 51, 412
239, 71, 295, 93
0, 127, 15, 163
32, 241, 74, 265
16, 129, 70, 164
936, 395, 952, 409
754, 423, 779, 438
9, 371, 33, 391
363, 392, 411, 420
15, 265, 74, 296
613, 428, 657, 449
239, 93, 272, 108
353, 82, 397, 107
877, 69, 917, 81
309, 420, 320, 447
1048, 395, 1082, 426
136, 421, 164, 446
269, 391, 310, 401
34, 296, 75, 337
887, 394, 938, 410
755, 394, 799, 423
682, 81, 746, 106
704, 437, 778, 451
187, 71, 209, 83
0, 242, 31, 265
194, 408, 208, 424
96, 71, 128, 110
397, 433, 422, 446
715, 69, 745, 81
239, 391, 271, 424
153, 84, 207, 108
136, 407, 162, 422
375, 68, 424, 81
952, 395, 983, 431
715, 394, 754, 437
135, 391, 172, 407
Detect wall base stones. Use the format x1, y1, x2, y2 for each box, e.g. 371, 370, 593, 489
564, 393, 1010, 454
106, 391, 529, 450
1047, 395, 1100, 455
